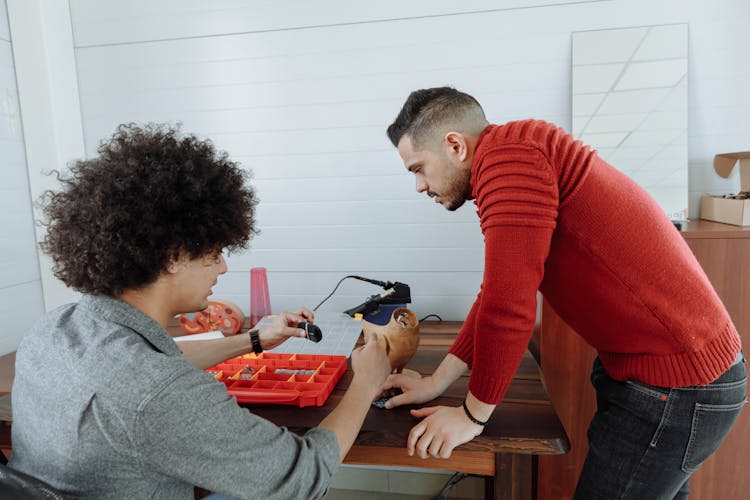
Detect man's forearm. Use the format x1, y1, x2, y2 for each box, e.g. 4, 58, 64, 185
431, 353, 470, 394
177, 335, 251, 369
318, 376, 380, 461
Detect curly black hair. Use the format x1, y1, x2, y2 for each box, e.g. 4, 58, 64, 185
40, 123, 258, 296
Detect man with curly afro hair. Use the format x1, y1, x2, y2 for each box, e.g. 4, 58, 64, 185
9, 124, 391, 500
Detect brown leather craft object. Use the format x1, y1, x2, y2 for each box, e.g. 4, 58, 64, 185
362, 308, 420, 373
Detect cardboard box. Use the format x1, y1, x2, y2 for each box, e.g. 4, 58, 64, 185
700, 151, 750, 226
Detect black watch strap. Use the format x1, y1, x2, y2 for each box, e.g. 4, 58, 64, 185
249, 329, 263, 354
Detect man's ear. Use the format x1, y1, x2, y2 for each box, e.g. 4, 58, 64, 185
443, 132, 469, 162
166, 251, 188, 274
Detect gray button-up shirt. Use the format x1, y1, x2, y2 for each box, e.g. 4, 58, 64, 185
10, 295, 339, 499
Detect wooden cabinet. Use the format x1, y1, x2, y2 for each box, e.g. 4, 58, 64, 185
537, 220, 750, 500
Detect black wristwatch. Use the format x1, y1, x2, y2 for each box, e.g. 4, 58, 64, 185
248, 328, 263, 354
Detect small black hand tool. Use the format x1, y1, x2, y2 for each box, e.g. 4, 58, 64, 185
298, 321, 323, 343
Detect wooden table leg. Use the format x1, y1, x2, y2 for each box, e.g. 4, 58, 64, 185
485, 453, 535, 500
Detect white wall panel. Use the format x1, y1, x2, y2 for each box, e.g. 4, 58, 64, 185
220, 270, 483, 296
0, 188, 40, 286
252, 175, 417, 203
0, 15, 44, 354
68, 0, 750, 318
0, 281, 44, 355
249, 223, 482, 249
239, 151, 407, 180
0, 43, 35, 278
73, 33, 570, 92
0, 0, 8, 42
69, 0, 590, 47
230, 247, 484, 273
253, 200, 478, 226
8, 0, 85, 311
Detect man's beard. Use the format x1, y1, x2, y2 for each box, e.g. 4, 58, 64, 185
442, 167, 471, 211
445, 196, 467, 211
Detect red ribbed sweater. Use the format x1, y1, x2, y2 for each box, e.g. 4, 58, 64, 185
449, 120, 741, 405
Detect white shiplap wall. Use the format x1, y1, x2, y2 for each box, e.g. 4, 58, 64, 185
68, 0, 750, 319
0, 0, 44, 355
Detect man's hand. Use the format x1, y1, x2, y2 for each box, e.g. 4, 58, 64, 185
351, 337, 391, 396
377, 353, 469, 409
379, 374, 441, 409
406, 405, 484, 459
258, 308, 314, 350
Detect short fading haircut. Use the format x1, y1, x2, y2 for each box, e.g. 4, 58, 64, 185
40, 123, 258, 296
386, 87, 487, 149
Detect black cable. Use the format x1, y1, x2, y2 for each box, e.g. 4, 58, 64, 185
430, 471, 471, 499
313, 275, 360, 312
419, 313, 443, 323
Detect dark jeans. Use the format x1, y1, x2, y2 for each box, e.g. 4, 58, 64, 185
574, 353, 747, 500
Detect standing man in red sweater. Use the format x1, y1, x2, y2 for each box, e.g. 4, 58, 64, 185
382, 87, 746, 499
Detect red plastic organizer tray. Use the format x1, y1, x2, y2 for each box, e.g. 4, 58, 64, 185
206, 352, 347, 407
